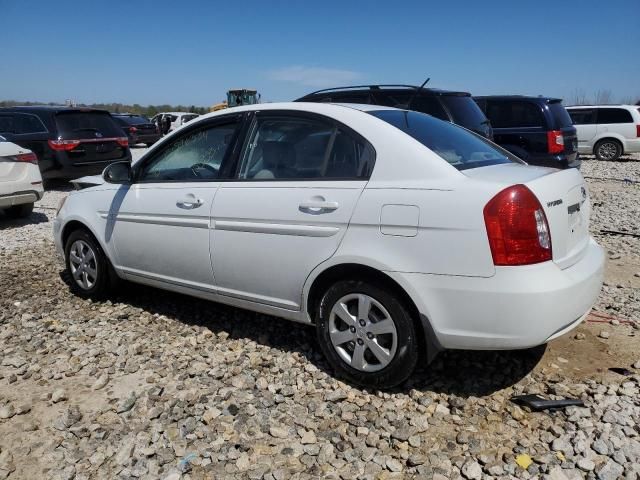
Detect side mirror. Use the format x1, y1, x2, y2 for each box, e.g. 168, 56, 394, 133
103, 161, 132, 184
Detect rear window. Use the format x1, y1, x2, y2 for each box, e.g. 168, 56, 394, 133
113, 115, 149, 125
548, 102, 573, 128
0, 113, 47, 134
55, 111, 123, 138
439, 95, 488, 128
370, 110, 518, 170
597, 108, 633, 124
485, 101, 545, 128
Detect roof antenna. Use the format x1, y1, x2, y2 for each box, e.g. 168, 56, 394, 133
398, 77, 430, 110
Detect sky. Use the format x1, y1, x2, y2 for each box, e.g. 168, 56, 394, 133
2, 0, 639, 107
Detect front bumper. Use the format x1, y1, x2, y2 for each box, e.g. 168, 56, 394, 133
391, 238, 604, 350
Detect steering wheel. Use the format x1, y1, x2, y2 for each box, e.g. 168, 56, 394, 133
190, 163, 218, 178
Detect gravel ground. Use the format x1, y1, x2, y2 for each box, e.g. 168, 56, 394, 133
0, 151, 638, 479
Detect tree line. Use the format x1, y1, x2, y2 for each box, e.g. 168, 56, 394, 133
0, 100, 209, 117
570, 89, 640, 106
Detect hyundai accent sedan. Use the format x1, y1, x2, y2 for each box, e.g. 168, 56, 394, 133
53, 102, 604, 388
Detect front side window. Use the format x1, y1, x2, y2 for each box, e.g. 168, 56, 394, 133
597, 108, 633, 124
138, 121, 238, 182
370, 109, 518, 170
237, 115, 374, 180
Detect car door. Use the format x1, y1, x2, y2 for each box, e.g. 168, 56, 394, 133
568, 108, 597, 153
109, 115, 242, 290
210, 111, 375, 310
596, 107, 635, 141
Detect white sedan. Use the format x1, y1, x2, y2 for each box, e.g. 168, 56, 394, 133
0, 137, 44, 218
54, 102, 604, 388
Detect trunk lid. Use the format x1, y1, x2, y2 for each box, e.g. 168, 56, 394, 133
465, 164, 590, 269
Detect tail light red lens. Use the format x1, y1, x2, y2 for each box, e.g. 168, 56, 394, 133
48, 139, 80, 151
129, 126, 137, 133
636, 125, 640, 137
116, 138, 129, 147
484, 184, 552, 266
16, 152, 38, 164
546, 130, 564, 154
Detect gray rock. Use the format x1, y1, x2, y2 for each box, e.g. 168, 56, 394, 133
461, 459, 482, 480
596, 460, 624, 480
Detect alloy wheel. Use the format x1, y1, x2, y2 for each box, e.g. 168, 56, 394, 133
328, 293, 398, 372
598, 142, 618, 160
68, 240, 98, 290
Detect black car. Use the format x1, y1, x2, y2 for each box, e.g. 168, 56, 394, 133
296, 85, 493, 139
111, 113, 161, 147
474, 96, 579, 169
0, 106, 131, 180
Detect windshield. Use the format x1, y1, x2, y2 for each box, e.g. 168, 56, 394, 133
55, 111, 123, 138
369, 109, 518, 170
548, 102, 573, 128
114, 115, 149, 125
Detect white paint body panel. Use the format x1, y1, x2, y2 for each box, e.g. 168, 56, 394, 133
567, 105, 640, 154
0, 141, 44, 206
54, 102, 604, 351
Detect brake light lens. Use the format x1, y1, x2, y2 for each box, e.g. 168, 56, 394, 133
48, 139, 80, 151
129, 126, 137, 133
16, 152, 38, 164
116, 137, 129, 147
636, 125, 640, 138
484, 184, 552, 266
546, 130, 564, 154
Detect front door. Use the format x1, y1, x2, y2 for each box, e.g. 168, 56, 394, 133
109, 116, 242, 290
210, 111, 375, 310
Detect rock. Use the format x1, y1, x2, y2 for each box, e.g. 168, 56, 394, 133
115, 436, 135, 466
577, 457, 595, 472
116, 392, 136, 413
300, 430, 316, 444
596, 459, 624, 480
53, 406, 81, 430
461, 459, 482, 480
574, 332, 586, 340
599, 331, 610, 339
51, 389, 67, 403
92, 374, 109, 390
202, 407, 221, 424
547, 466, 570, 480
269, 426, 289, 439
407, 454, 427, 466
0, 405, 15, 419
386, 457, 403, 472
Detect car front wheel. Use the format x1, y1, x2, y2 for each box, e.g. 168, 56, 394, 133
595, 139, 622, 161
64, 229, 114, 299
316, 280, 418, 389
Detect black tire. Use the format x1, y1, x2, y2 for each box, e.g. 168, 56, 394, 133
64, 229, 116, 299
316, 280, 418, 389
594, 139, 622, 161
4, 202, 34, 219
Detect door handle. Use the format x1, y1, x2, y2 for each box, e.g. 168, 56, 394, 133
176, 196, 203, 209
299, 200, 339, 213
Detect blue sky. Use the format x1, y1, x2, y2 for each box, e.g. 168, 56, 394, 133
2, 0, 639, 106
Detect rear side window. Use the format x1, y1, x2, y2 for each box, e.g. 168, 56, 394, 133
568, 109, 596, 125
439, 95, 488, 128
597, 108, 633, 124
370, 110, 518, 170
237, 115, 374, 180
486, 101, 544, 128
55, 112, 123, 138
548, 102, 573, 128
0, 113, 47, 134
373, 93, 449, 120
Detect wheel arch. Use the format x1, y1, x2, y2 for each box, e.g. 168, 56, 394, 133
593, 135, 625, 155
304, 260, 442, 363
60, 218, 115, 269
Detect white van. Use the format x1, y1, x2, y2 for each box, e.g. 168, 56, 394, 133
567, 105, 640, 161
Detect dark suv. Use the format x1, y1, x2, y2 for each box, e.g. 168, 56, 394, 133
296, 85, 493, 139
0, 106, 132, 180
474, 96, 579, 169
112, 113, 161, 147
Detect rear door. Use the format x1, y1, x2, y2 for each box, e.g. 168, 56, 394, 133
210, 111, 375, 310
595, 107, 635, 140
567, 108, 597, 153
54, 110, 129, 166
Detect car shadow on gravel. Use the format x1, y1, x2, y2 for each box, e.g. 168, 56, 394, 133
0, 211, 49, 229
59, 274, 545, 397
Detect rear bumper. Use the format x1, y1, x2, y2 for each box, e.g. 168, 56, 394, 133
130, 133, 162, 145
391, 238, 604, 350
42, 151, 132, 180
0, 189, 44, 208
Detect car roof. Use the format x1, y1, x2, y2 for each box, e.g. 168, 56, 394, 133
0, 105, 110, 114
565, 104, 639, 109
474, 95, 563, 103
298, 85, 472, 98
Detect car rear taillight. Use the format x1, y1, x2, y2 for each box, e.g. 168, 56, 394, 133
48, 139, 81, 151
636, 125, 640, 138
16, 152, 38, 164
116, 138, 129, 147
546, 130, 564, 154
129, 126, 137, 133
483, 184, 552, 266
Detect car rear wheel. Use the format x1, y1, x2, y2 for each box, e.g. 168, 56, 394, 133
4, 203, 34, 219
316, 280, 418, 389
594, 139, 622, 161
64, 229, 115, 299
